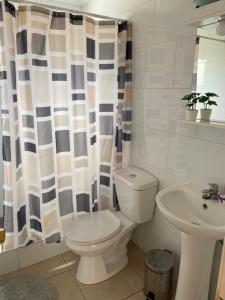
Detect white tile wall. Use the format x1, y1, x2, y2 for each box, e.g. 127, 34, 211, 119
134, 42, 177, 89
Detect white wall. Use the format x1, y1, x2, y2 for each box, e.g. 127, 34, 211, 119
84, 0, 223, 298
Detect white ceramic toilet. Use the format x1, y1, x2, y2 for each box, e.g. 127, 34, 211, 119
64, 166, 158, 284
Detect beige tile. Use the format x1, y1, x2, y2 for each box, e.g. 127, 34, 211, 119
79, 266, 143, 300
128, 242, 145, 279
62, 251, 80, 276
50, 271, 85, 300
2, 270, 20, 279
128, 241, 144, 258
125, 291, 146, 300
19, 255, 68, 278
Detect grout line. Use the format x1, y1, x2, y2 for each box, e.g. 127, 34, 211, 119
132, 87, 192, 91
172, 40, 178, 89
61, 253, 87, 300
122, 289, 144, 300
133, 34, 197, 51
46, 269, 69, 280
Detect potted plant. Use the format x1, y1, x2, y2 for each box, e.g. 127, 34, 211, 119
197, 92, 218, 121
181, 92, 200, 121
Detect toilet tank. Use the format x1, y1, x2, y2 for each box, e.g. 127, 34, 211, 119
114, 167, 158, 224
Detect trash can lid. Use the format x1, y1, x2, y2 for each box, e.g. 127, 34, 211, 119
145, 249, 175, 274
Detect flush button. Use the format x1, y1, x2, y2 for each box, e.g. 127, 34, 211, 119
128, 173, 137, 178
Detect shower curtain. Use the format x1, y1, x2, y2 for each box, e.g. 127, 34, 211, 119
0, 0, 132, 251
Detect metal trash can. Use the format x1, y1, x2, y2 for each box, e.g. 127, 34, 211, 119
144, 249, 175, 300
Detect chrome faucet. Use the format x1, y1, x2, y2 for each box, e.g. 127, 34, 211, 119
201, 183, 219, 200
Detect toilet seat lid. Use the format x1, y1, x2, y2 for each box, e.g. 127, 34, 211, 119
64, 210, 121, 245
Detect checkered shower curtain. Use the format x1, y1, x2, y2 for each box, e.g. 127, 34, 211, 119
0, 0, 132, 251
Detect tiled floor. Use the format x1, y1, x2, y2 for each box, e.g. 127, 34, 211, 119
1, 242, 147, 300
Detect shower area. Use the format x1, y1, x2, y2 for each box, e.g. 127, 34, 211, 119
0, 0, 132, 252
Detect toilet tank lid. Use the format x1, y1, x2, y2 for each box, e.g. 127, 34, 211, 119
114, 167, 158, 191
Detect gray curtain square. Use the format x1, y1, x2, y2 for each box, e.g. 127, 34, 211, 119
51, 12, 65, 30
22, 115, 34, 128
87, 72, 96, 82
58, 190, 73, 216
32, 59, 48, 67
18, 70, 30, 81
30, 219, 42, 232
29, 194, 40, 219
122, 110, 132, 121
76, 193, 90, 212
74, 132, 87, 157
89, 111, 96, 124
87, 38, 95, 59
3, 136, 11, 162
15, 137, 21, 167
100, 116, 113, 135
55, 130, 70, 153
118, 66, 126, 89
24, 142, 36, 153
16, 30, 27, 54
41, 177, 55, 189
92, 181, 97, 201
36, 107, 51, 117
99, 104, 114, 112
37, 121, 52, 145
42, 189, 56, 203
99, 43, 115, 60
17, 205, 26, 232
71, 65, 84, 89
52, 73, 67, 81
32, 33, 46, 55
10, 61, 16, 89
4, 206, 13, 232
100, 175, 110, 187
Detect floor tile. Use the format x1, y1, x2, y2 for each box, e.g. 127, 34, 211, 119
128, 242, 145, 279
78, 266, 143, 300
125, 291, 146, 300
19, 255, 68, 279
50, 271, 85, 300
61, 251, 80, 277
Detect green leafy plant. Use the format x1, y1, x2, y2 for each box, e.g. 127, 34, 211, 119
197, 92, 219, 109
181, 92, 200, 110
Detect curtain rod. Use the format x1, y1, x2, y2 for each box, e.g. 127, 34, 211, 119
8, 0, 126, 23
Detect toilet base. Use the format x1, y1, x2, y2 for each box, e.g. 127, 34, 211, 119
77, 254, 128, 284
74, 228, 133, 284
65, 211, 136, 284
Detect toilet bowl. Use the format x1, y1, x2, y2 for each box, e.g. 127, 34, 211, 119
64, 166, 158, 284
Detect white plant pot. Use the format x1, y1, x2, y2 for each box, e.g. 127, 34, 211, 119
185, 110, 198, 121
200, 109, 212, 121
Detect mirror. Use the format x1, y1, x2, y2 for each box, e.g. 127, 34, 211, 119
193, 21, 225, 122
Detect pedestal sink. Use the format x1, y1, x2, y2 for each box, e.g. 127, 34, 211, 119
156, 185, 225, 300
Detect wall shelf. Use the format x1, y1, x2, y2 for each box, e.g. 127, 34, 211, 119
180, 119, 225, 129
186, 0, 225, 27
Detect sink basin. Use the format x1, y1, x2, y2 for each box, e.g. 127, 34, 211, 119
156, 185, 225, 300
156, 186, 225, 240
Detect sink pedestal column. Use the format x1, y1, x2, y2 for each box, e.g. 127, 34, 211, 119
175, 233, 216, 300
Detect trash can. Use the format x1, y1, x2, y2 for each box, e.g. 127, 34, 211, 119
144, 249, 175, 300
